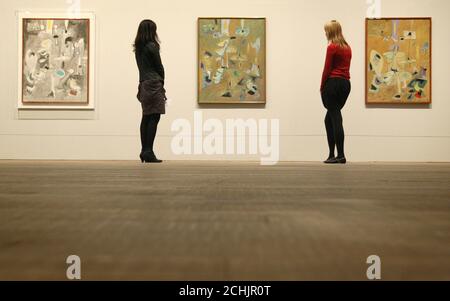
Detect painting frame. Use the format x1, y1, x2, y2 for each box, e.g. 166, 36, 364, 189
17, 12, 96, 110
365, 17, 432, 105
197, 17, 267, 105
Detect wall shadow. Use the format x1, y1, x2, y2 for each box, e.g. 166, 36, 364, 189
365, 104, 432, 110
197, 104, 267, 110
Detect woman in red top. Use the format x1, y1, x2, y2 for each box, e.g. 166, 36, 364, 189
321, 20, 352, 164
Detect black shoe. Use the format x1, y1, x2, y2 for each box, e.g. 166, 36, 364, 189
335, 157, 347, 164
146, 157, 163, 163
324, 157, 337, 164
141, 151, 163, 164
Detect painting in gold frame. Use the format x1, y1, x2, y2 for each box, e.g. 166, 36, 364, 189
198, 17, 266, 104
365, 18, 432, 105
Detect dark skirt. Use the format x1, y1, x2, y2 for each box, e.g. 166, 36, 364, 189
321, 77, 351, 111
137, 79, 167, 115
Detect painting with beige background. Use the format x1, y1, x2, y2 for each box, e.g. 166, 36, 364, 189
22, 18, 90, 105
366, 18, 431, 104
198, 18, 266, 104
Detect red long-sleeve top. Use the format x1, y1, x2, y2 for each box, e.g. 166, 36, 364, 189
320, 43, 352, 91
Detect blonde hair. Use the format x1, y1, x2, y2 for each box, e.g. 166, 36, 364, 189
324, 20, 349, 48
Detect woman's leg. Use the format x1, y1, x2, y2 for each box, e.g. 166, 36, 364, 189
140, 115, 151, 153
333, 79, 350, 159
328, 109, 345, 159
322, 80, 338, 160
145, 113, 161, 154
324, 111, 336, 159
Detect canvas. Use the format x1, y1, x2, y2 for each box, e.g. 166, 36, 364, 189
366, 18, 432, 104
19, 15, 93, 108
198, 18, 266, 104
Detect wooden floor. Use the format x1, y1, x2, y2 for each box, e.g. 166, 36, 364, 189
0, 160, 449, 280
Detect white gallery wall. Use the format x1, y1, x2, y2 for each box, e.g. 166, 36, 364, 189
0, 0, 449, 162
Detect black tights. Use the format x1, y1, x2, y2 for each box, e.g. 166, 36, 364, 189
140, 114, 161, 154
321, 77, 351, 159
325, 110, 345, 158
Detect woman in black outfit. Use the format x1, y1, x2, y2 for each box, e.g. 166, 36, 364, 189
134, 20, 166, 163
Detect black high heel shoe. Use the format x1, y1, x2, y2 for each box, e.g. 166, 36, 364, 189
141, 151, 163, 164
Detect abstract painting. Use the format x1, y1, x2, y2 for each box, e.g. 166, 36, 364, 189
366, 18, 432, 104
19, 14, 93, 108
198, 18, 266, 104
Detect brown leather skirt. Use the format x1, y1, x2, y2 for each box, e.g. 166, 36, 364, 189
137, 79, 167, 115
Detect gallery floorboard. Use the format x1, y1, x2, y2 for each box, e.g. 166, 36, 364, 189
0, 160, 449, 280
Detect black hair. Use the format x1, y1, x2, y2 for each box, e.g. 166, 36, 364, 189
133, 19, 160, 52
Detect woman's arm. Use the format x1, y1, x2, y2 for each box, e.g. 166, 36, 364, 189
320, 44, 337, 91
147, 43, 165, 80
